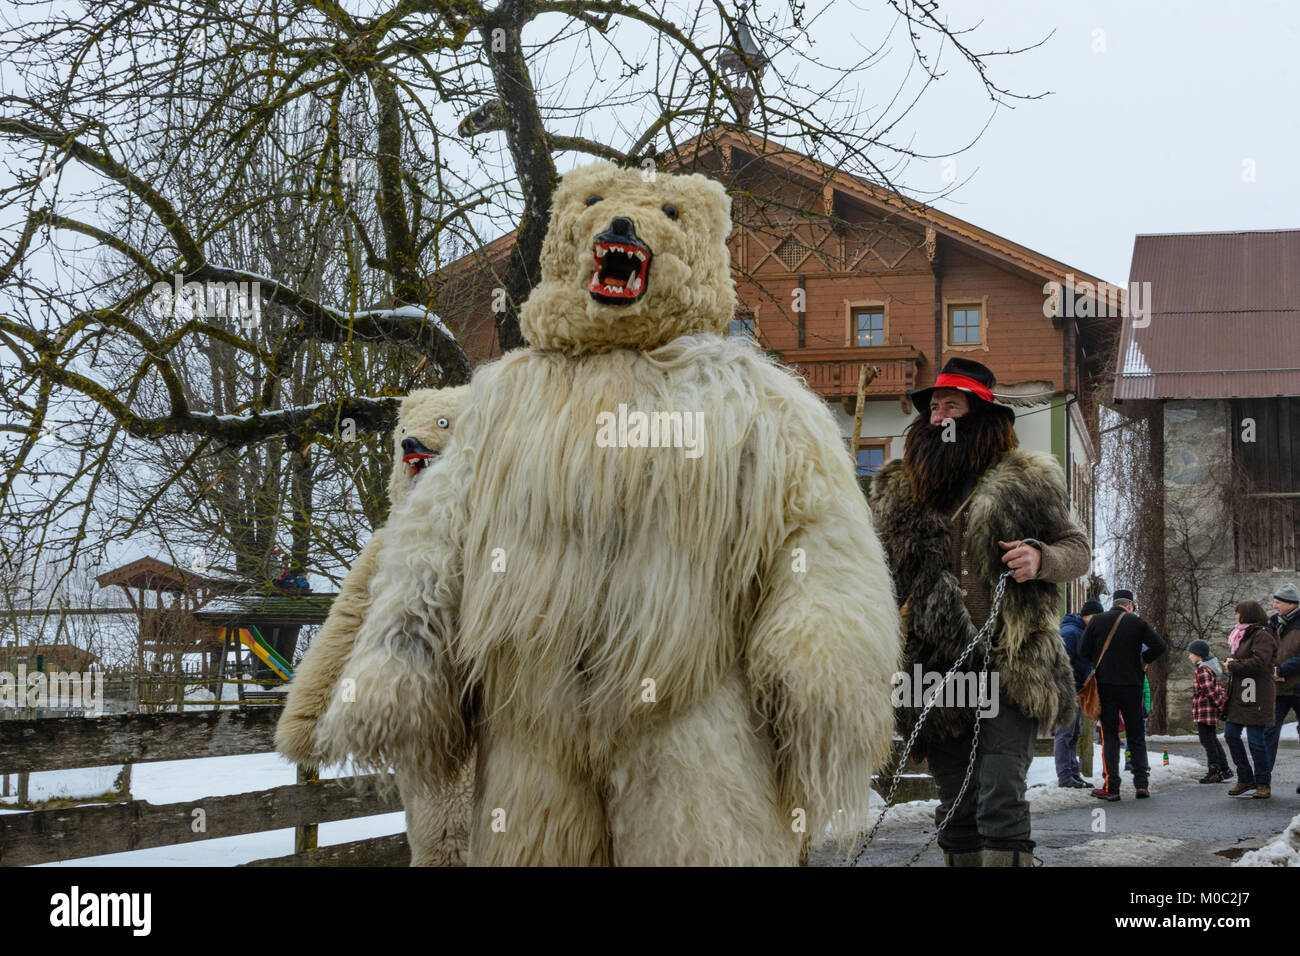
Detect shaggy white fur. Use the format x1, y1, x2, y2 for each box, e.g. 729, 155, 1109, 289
314, 163, 901, 865
276, 386, 472, 866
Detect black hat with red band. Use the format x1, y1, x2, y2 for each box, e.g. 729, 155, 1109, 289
906, 357, 1016, 424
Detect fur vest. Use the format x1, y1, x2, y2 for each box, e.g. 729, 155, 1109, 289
868, 449, 1080, 752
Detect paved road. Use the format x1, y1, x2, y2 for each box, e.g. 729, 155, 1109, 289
816, 734, 1300, 867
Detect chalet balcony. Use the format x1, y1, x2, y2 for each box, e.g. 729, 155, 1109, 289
783, 345, 926, 407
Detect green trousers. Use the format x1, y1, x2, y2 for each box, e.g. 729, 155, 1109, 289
927, 693, 1037, 854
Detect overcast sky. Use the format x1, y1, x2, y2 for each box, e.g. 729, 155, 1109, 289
846, 0, 1300, 284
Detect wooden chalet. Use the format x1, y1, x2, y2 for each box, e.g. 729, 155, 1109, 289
435, 129, 1123, 610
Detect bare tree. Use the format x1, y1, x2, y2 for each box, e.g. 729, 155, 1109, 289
1, 0, 1047, 602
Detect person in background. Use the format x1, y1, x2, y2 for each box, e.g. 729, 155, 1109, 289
1267, 583, 1300, 794
1188, 639, 1230, 784
1223, 600, 1278, 799
1057, 601, 1101, 788
1123, 662, 1152, 773
1079, 589, 1166, 801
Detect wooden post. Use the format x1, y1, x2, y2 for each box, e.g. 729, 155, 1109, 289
295, 765, 319, 855
128, 676, 139, 713
17, 770, 29, 807
1080, 716, 1094, 778
114, 763, 133, 802
2, 772, 9, 797
846, 365, 878, 458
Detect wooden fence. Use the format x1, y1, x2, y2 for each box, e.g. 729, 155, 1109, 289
0, 709, 1099, 866
0, 709, 407, 867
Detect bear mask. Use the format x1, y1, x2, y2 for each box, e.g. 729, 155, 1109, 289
520, 161, 737, 354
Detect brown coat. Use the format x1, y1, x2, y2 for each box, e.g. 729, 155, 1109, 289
1272, 611, 1300, 696
1224, 624, 1278, 726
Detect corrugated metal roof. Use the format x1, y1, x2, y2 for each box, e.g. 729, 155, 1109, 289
1114, 230, 1300, 400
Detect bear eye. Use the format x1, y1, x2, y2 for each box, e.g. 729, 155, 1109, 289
586, 195, 602, 206
437, 418, 449, 428
400, 427, 406, 434
662, 203, 678, 220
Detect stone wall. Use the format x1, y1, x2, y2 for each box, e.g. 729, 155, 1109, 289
1161, 399, 1293, 731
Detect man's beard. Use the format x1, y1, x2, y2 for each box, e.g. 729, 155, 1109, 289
902, 405, 1018, 506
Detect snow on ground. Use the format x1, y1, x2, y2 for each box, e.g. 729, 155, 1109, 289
1234, 811, 1300, 867
1025, 745, 1205, 811
0, 738, 1220, 865
849, 744, 1206, 840
1058, 834, 1188, 866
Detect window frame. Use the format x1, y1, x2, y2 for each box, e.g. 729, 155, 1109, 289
942, 297, 989, 352
844, 299, 890, 348
854, 437, 890, 478
729, 307, 759, 341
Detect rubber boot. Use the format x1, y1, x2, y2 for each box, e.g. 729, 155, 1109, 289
942, 848, 983, 867
983, 848, 1035, 867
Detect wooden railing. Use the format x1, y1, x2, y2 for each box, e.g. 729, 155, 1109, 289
785, 345, 925, 402
0, 710, 405, 867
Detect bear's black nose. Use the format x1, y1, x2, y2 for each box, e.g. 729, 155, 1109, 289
610, 216, 634, 237
401, 437, 421, 454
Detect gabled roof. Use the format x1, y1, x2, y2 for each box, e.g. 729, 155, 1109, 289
1113, 230, 1300, 401
437, 128, 1122, 294
679, 128, 1119, 294
95, 556, 242, 594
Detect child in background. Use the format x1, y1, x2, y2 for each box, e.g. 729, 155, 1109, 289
1189, 639, 1231, 783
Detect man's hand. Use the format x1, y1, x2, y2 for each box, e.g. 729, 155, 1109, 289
998, 540, 1042, 583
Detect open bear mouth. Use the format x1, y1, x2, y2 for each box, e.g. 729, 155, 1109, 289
589, 232, 652, 305
402, 448, 439, 481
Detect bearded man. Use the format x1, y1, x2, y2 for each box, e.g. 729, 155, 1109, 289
867, 357, 1090, 867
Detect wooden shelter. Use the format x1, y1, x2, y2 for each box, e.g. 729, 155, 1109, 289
94, 556, 242, 672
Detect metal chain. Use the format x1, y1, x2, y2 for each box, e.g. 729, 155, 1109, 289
850, 570, 1014, 868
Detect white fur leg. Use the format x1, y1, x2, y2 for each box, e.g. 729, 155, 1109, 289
468, 732, 610, 866
605, 670, 800, 866
396, 761, 474, 867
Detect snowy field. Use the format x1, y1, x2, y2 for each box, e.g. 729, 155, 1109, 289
0, 753, 405, 867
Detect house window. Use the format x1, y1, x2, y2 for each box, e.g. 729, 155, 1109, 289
728, 314, 756, 339
948, 305, 982, 346
855, 309, 885, 347
845, 301, 888, 347
855, 440, 888, 478
1230, 397, 1300, 571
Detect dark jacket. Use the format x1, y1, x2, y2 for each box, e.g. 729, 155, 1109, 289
1059, 612, 1093, 691
1269, 608, 1300, 695
1225, 623, 1278, 726
1078, 608, 1165, 686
